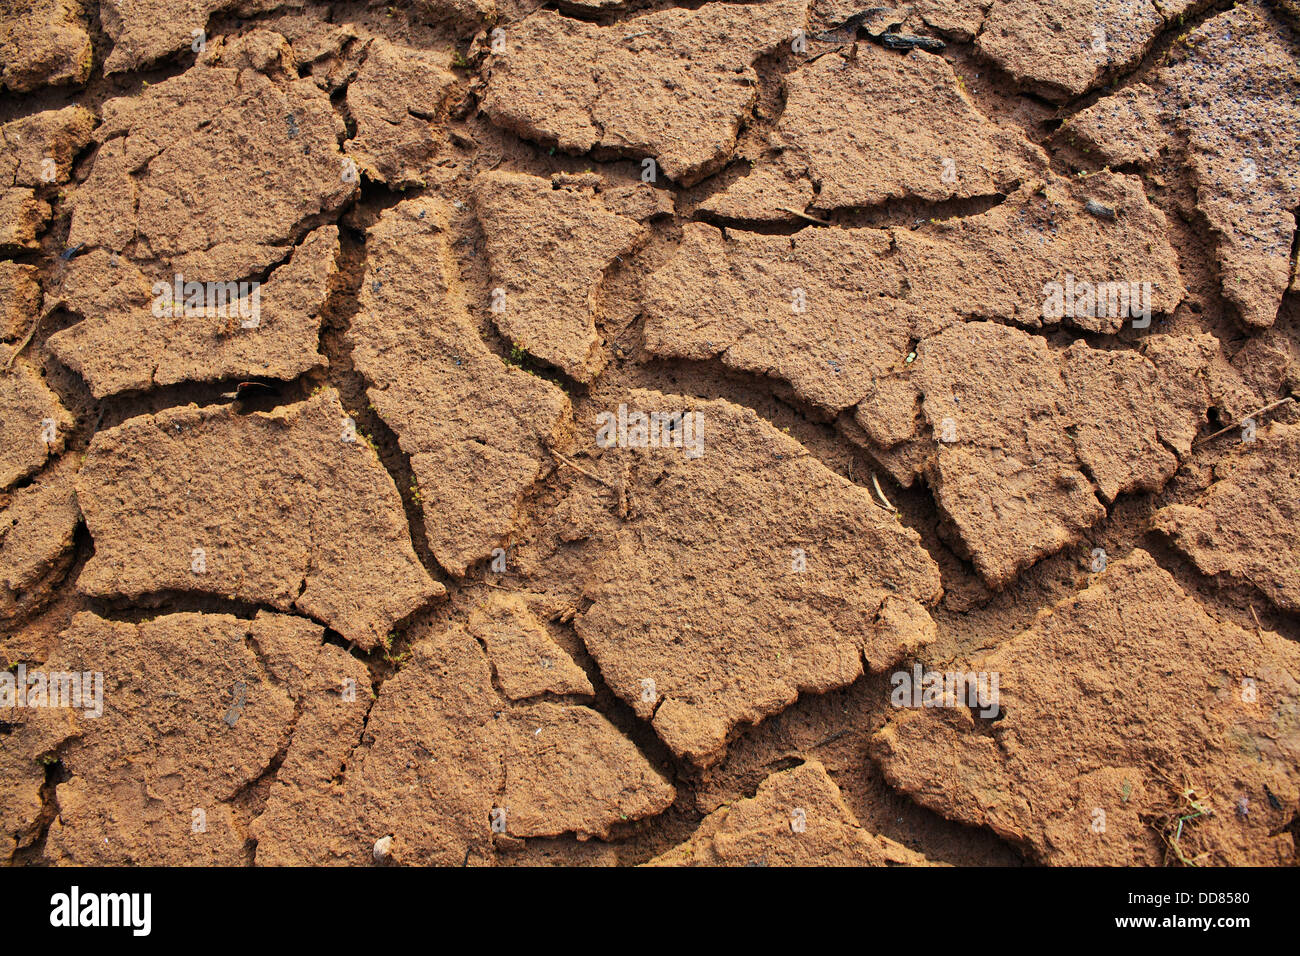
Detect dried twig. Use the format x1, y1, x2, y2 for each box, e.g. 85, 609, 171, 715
779, 206, 831, 226
4, 299, 63, 370
552, 450, 619, 490
805, 42, 848, 64
810, 728, 850, 748
870, 472, 897, 512
1193, 396, 1294, 447
1249, 605, 1270, 653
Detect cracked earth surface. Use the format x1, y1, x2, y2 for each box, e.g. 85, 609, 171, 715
1, 0, 1298, 867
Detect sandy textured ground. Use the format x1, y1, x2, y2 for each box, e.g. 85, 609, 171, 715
1, 0, 1298, 867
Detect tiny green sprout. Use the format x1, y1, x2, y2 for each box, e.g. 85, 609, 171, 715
357, 428, 379, 455
904, 350, 916, 365
507, 343, 527, 366
451, 50, 469, 69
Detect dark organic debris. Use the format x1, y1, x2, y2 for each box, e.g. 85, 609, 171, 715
1084, 198, 1117, 220
879, 33, 946, 52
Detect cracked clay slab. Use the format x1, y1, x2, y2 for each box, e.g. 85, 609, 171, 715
480, 1, 812, 186
503, 702, 675, 839
38, 610, 312, 864
254, 626, 503, 866
890, 171, 1184, 333
98, 0, 290, 73
473, 171, 655, 382
349, 196, 572, 578
0, 262, 41, 341
0, 189, 49, 253
701, 44, 1046, 221
645, 222, 917, 415
0, 349, 73, 493
648, 760, 931, 866
0, 0, 92, 92
649, 171, 1183, 427
466, 593, 593, 700
0, 106, 96, 188
976, 0, 1196, 102
874, 322, 1213, 588
1067, 4, 1300, 329
344, 37, 458, 189
1, 457, 80, 621
74, 388, 441, 648
48, 224, 338, 398
255, 621, 673, 863
68, 59, 355, 281
1, 682, 80, 860
872, 550, 1300, 865
575, 389, 943, 767
247, 615, 374, 868
1154, 422, 1300, 614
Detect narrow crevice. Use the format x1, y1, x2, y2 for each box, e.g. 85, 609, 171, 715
309, 200, 455, 591
1049, 0, 1235, 125
695, 188, 1012, 235
82, 590, 329, 632
1139, 531, 1300, 645
329, 693, 378, 786
538, 617, 711, 862
10, 740, 75, 865
1288, 209, 1299, 291
225, 694, 303, 866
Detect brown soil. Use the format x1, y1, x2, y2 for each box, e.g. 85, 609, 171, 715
1, 0, 1297, 867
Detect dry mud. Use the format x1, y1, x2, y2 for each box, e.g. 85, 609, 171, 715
1, 0, 1298, 867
